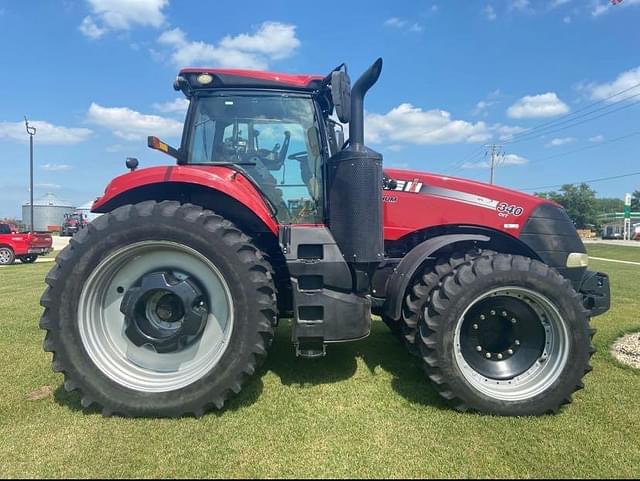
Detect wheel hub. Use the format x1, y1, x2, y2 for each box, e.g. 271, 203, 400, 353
120, 271, 209, 353
460, 296, 545, 380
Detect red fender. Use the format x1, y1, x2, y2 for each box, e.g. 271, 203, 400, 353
92, 165, 279, 234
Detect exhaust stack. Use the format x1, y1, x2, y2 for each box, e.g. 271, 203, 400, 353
349, 58, 383, 148
327, 58, 384, 287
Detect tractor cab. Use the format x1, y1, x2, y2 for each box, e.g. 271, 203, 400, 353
161, 65, 357, 225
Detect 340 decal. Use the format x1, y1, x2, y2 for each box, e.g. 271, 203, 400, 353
496, 202, 524, 217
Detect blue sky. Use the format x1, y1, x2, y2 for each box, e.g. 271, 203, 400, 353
1, 0, 639, 218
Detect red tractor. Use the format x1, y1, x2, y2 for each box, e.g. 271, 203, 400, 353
40, 59, 610, 417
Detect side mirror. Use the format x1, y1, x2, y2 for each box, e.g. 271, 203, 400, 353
331, 70, 351, 124
148, 136, 183, 162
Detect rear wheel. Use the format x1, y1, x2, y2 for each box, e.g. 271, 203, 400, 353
40, 201, 277, 417
417, 254, 594, 416
19, 255, 37, 264
0, 247, 15, 265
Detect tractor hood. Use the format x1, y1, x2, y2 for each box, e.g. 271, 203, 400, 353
381, 167, 558, 241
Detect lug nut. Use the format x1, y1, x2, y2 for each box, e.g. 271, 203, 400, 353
485, 353, 492, 359
501, 311, 507, 317
476, 346, 482, 352
490, 310, 496, 316
497, 353, 503, 360
515, 340, 521, 346
480, 314, 486, 321
511, 318, 517, 324
473, 324, 479, 330
508, 348, 514, 355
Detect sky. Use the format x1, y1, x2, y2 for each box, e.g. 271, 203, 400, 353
1, 0, 639, 218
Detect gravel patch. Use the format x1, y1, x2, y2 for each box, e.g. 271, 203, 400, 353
611, 332, 640, 370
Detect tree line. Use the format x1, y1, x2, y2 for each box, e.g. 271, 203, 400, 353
536, 186, 640, 229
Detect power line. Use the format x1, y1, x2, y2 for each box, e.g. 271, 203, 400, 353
504, 81, 640, 144
522, 130, 640, 166
504, 97, 640, 145
520, 170, 640, 192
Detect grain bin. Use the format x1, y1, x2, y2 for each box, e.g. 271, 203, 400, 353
22, 193, 75, 231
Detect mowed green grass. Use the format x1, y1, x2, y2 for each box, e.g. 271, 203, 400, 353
0, 246, 639, 478
586, 243, 640, 263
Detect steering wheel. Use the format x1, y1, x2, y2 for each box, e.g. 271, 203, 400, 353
288, 151, 308, 162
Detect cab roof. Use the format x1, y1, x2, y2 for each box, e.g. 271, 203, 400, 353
177, 68, 325, 93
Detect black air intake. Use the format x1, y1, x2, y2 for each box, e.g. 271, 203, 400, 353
327, 59, 384, 265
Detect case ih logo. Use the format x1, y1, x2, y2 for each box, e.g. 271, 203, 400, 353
386, 180, 423, 193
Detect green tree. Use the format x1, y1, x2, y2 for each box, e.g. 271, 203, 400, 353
631, 190, 640, 211
595, 197, 624, 214
535, 183, 598, 228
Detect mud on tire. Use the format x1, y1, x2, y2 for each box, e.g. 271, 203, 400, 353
417, 253, 595, 416
40, 201, 277, 417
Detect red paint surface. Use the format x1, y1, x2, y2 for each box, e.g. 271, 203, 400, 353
92, 166, 554, 243
92, 166, 279, 234
179, 68, 323, 89
382, 168, 552, 241
0, 226, 53, 256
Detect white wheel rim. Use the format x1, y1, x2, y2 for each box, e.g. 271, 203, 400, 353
453, 286, 570, 402
0, 249, 11, 264
78, 241, 234, 393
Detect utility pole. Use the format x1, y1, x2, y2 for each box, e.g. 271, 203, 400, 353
486, 144, 502, 184
25, 117, 36, 233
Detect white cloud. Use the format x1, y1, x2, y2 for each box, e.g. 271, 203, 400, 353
550, 0, 571, 8
87, 103, 182, 141
153, 98, 189, 115
42, 163, 72, 172
589, 134, 604, 142
384, 17, 423, 32
158, 22, 300, 69
493, 124, 527, 141
563, 15, 572, 23
546, 136, 576, 147
507, 92, 570, 118
510, 0, 532, 12
463, 153, 529, 169
80, 0, 168, 38
79, 16, 107, 39
0, 121, 92, 145
484, 5, 497, 20
384, 17, 407, 28
586, 66, 640, 101
35, 183, 62, 190
592, 0, 640, 16
365, 103, 492, 145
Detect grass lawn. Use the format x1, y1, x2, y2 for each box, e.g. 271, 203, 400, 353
586, 244, 640, 263
0, 246, 639, 478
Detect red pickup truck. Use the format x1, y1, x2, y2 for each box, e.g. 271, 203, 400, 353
0, 223, 53, 265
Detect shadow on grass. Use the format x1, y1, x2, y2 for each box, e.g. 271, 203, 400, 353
53, 321, 448, 416
266, 321, 449, 410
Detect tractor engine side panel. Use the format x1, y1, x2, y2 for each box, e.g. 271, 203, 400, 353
382, 169, 550, 242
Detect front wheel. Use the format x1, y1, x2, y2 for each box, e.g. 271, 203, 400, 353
418, 254, 595, 416
40, 201, 277, 417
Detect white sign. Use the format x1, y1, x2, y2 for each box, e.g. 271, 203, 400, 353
625, 193, 632, 206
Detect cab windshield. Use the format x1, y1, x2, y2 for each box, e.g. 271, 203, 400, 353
186, 93, 324, 224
